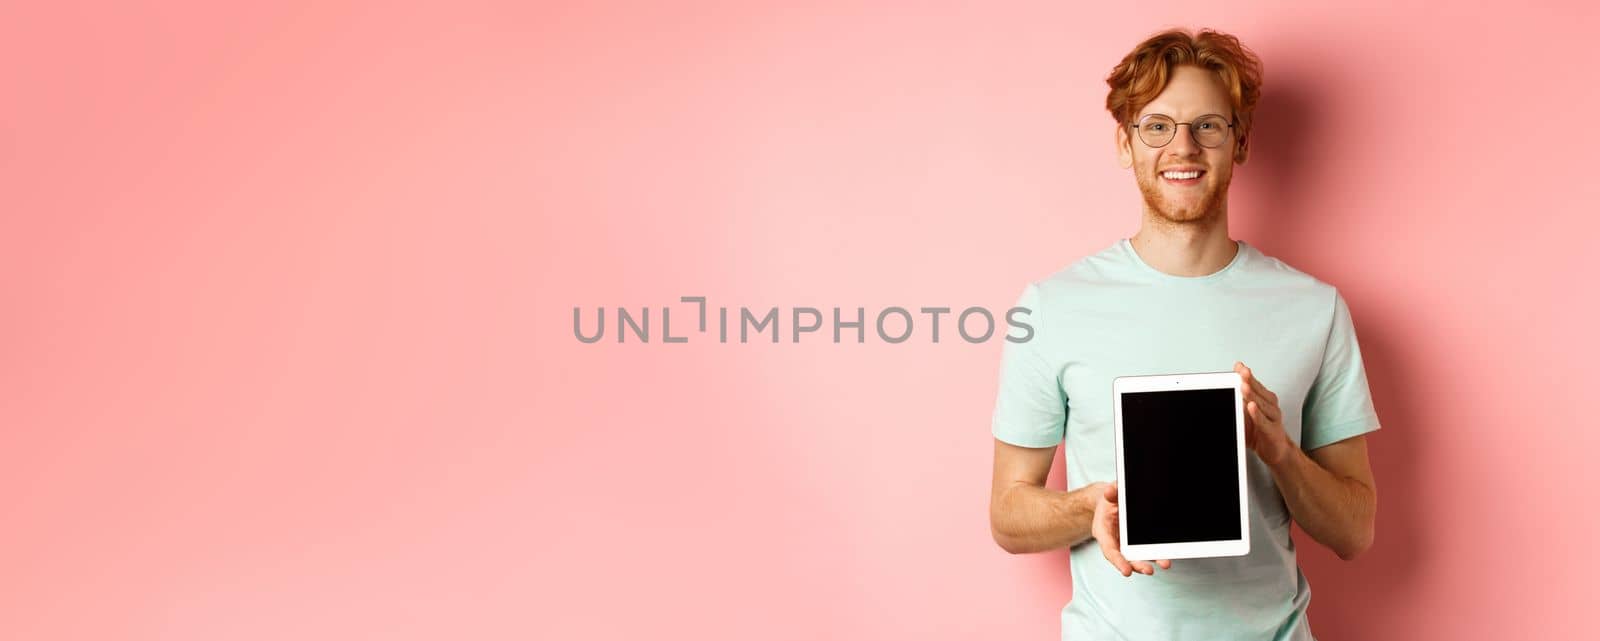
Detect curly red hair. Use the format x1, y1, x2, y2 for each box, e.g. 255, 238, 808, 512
1105, 28, 1263, 159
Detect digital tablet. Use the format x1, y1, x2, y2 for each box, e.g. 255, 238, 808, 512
1112, 371, 1250, 561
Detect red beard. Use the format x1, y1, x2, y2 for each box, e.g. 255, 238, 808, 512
1135, 166, 1230, 225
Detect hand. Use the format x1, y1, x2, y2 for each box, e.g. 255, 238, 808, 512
1090, 481, 1172, 577
1235, 361, 1292, 467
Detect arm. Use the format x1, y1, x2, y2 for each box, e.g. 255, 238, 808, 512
988, 438, 1102, 554
1269, 435, 1376, 560
989, 438, 1173, 575
1235, 361, 1377, 561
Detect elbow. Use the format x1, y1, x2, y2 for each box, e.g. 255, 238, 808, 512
1335, 484, 1378, 561
991, 525, 1022, 555
1335, 527, 1375, 561
989, 508, 1030, 555
990, 493, 1024, 554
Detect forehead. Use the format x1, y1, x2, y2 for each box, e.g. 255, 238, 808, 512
1138, 65, 1233, 119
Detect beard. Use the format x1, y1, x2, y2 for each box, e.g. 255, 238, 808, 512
1135, 166, 1230, 226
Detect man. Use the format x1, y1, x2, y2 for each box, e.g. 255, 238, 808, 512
987, 28, 1380, 641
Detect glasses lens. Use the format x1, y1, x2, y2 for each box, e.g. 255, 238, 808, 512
1192, 115, 1230, 148
1136, 115, 1175, 147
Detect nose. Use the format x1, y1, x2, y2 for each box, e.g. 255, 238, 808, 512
1166, 122, 1202, 156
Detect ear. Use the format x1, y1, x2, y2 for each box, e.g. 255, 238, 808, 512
1116, 123, 1133, 169
1233, 132, 1250, 165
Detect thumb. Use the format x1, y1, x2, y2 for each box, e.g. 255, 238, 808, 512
1105, 482, 1118, 504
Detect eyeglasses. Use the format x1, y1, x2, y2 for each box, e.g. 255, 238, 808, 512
1130, 113, 1236, 149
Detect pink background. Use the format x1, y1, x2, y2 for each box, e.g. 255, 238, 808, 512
3, 2, 1595, 639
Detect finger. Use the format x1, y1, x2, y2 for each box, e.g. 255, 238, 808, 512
1241, 381, 1264, 412
1241, 376, 1278, 408
1130, 560, 1156, 575
1100, 539, 1134, 577
1239, 364, 1279, 403
1096, 506, 1134, 577
1238, 365, 1270, 413
1157, 559, 1172, 570
1250, 382, 1280, 410
1235, 361, 1258, 391
1105, 482, 1118, 505
1252, 388, 1283, 422
1242, 384, 1282, 423
1249, 399, 1284, 426
1235, 362, 1278, 397
1257, 378, 1278, 403
1248, 400, 1269, 431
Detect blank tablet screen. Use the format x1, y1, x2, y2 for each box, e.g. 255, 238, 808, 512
1121, 388, 1242, 545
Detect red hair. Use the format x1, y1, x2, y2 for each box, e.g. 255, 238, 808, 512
1105, 28, 1264, 157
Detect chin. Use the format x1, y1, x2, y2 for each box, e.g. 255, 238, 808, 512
1165, 197, 1214, 218
1137, 173, 1227, 225
1147, 192, 1222, 224
1155, 208, 1215, 224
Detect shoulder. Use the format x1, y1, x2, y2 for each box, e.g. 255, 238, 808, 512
1239, 241, 1343, 302
1029, 240, 1138, 298
997, 242, 1131, 346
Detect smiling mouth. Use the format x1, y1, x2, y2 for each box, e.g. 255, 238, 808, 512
1160, 169, 1205, 185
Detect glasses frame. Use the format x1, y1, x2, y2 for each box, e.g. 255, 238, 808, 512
1130, 113, 1238, 149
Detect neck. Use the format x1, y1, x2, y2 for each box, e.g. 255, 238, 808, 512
1128, 208, 1238, 277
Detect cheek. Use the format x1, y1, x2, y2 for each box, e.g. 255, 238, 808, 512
1134, 151, 1161, 173
1206, 153, 1234, 179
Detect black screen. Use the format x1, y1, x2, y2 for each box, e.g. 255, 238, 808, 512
1121, 388, 1242, 545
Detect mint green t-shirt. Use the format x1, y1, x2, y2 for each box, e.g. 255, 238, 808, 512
991, 238, 1380, 641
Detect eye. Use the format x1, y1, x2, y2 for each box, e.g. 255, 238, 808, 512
1145, 122, 1167, 132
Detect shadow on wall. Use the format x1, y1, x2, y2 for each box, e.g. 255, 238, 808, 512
1242, 58, 1428, 639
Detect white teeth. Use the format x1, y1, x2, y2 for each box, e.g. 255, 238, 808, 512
1161, 170, 1201, 180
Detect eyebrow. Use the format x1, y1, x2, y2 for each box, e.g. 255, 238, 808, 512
1138, 109, 1230, 118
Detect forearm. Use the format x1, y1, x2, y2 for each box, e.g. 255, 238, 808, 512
991, 482, 1100, 554
1269, 447, 1375, 560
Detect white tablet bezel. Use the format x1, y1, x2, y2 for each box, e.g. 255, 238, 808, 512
1112, 371, 1250, 561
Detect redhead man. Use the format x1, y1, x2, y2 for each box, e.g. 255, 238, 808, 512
988, 28, 1379, 641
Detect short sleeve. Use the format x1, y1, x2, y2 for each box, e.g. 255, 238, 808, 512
990, 282, 1067, 448
1300, 290, 1382, 450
